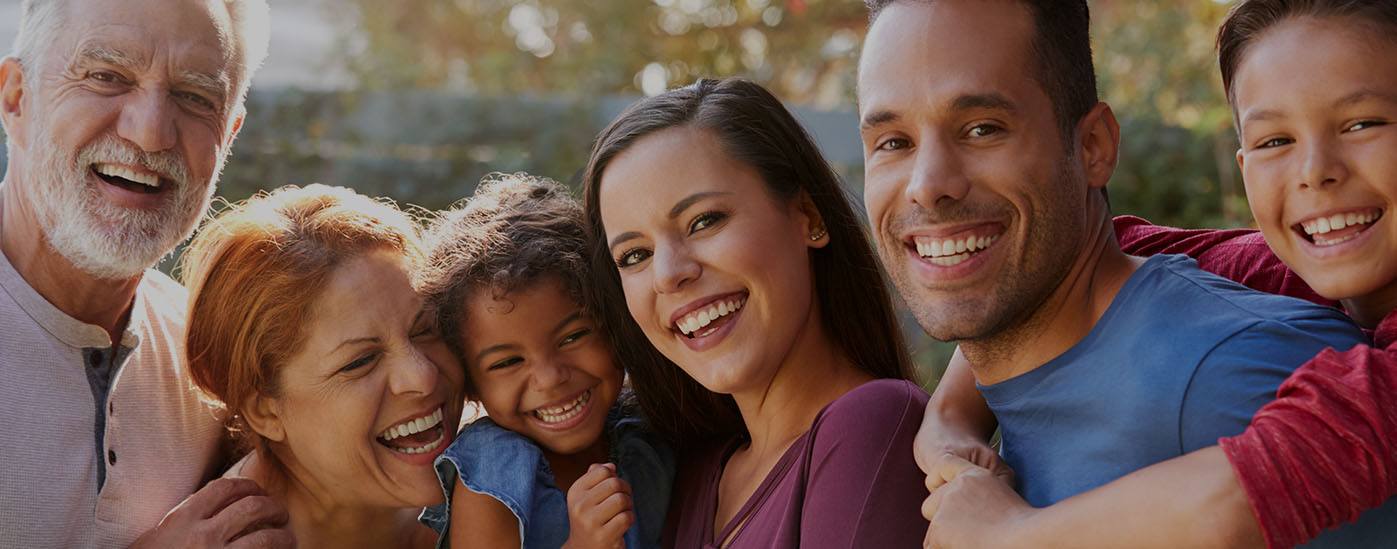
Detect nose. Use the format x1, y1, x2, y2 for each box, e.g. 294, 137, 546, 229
529, 355, 572, 392
651, 240, 701, 295
1297, 135, 1348, 192
388, 345, 441, 396
116, 88, 177, 152
905, 136, 971, 209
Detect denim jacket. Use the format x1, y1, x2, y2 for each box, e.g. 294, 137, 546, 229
421, 400, 674, 549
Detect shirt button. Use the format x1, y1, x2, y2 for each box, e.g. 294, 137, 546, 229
108, 450, 117, 465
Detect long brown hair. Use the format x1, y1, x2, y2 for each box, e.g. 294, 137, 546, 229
581, 78, 914, 445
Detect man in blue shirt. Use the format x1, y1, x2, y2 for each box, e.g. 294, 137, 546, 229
856, 0, 1393, 546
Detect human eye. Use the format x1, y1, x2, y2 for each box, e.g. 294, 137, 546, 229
616, 247, 652, 268
487, 356, 523, 371
87, 70, 129, 86
966, 123, 1005, 138
1256, 136, 1294, 150
559, 328, 592, 347
688, 211, 728, 234
1344, 119, 1388, 133
340, 352, 379, 374
875, 137, 912, 152
175, 90, 217, 111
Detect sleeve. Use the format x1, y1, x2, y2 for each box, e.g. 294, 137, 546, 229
434, 418, 568, 548
800, 380, 930, 548
1113, 215, 1333, 307
1219, 344, 1397, 549
1179, 316, 1366, 453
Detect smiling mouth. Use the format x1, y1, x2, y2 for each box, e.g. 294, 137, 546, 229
91, 163, 166, 195
376, 407, 446, 455
1293, 208, 1384, 247
675, 295, 746, 339
910, 227, 1004, 267
531, 389, 592, 425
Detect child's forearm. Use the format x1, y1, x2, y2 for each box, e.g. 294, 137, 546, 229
915, 349, 1000, 475
1020, 447, 1261, 549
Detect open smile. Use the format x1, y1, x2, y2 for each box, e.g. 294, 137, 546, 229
526, 387, 596, 432
375, 407, 448, 464
1292, 207, 1384, 247
668, 291, 748, 351
901, 223, 1007, 281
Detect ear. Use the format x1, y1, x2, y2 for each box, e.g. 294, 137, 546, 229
793, 192, 830, 249
241, 393, 286, 443
1235, 147, 1245, 173
1076, 102, 1121, 191
1, 57, 29, 148
224, 104, 246, 147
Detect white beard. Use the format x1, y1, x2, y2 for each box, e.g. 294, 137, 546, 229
25, 126, 223, 280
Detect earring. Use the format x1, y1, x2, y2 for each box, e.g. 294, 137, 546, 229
809, 228, 828, 241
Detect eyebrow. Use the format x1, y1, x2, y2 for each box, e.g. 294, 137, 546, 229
1334, 89, 1397, 108
553, 310, 585, 334
860, 93, 1018, 130
331, 336, 379, 355
178, 69, 231, 103
473, 342, 518, 365
607, 191, 734, 250
75, 43, 145, 71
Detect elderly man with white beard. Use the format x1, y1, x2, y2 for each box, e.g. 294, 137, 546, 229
0, 1, 292, 547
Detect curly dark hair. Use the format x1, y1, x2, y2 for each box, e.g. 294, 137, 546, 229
418, 172, 589, 395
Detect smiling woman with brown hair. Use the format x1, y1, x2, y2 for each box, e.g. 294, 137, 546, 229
181, 184, 466, 548
582, 78, 929, 548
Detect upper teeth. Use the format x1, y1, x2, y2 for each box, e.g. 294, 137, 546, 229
1301, 210, 1381, 236
677, 297, 745, 336
915, 234, 998, 258
379, 408, 443, 441
94, 163, 161, 188
534, 390, 590, 424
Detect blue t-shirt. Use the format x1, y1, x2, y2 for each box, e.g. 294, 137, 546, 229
420, 400, 674, 549
981, 254, 1395, 547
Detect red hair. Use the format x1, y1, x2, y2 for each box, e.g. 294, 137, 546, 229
181, 184, 420, 452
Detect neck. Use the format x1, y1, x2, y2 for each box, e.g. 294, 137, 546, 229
961, 211, 1141, 385
729, 305, 873, 459
1342, 281, 1397, 330
544, 437, 610, 494
0, 176, 141, 343
244, 450, 427, 549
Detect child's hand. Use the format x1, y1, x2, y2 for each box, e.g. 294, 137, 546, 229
563, 463, 633, 549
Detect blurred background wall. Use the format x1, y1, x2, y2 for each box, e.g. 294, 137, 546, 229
0, 0, 1245, 387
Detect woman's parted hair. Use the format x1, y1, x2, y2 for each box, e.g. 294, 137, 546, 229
1218, 0, 1397, 103
181, 184, 421, 454
416, 173, 590, 396
581, 78, 915, 446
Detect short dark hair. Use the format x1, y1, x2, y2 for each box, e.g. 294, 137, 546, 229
418, 173, 589, 395
1218, 0, 1397, 103
582, 78, 915, 445
865, 0, 1098, 141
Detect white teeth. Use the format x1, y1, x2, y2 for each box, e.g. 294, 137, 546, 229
379, 408, 444, 441
914, 234, 999, 259
1301, 209, 1383, 236
676, 297, 745, 335
94, 163, 161, 188
533, 390, 591, 424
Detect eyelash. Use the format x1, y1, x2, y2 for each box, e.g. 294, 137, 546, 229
876, 137, 911, 152
488, 357, 523, 371
340, 352, 379, 374
967, 123, 1004, 138
614, 211, 728, 268
560, 328, 591, 346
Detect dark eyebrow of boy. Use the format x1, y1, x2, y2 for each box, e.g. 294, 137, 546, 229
861, 110, 900, 130
1334, 89, 1397, 108
951, 93, 1017, 114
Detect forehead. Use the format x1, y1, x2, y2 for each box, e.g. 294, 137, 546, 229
858, 0, 1044, 117
599, 126, 764, 211
50, 0, 237, 76
1234, 17, 1397, 115
302, 250, 418, 348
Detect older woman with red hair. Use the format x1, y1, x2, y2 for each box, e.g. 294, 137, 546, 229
181, 184, 466, 548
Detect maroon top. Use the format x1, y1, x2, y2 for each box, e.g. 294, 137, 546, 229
1116, 215, 1397, 548
665, 379, 930, 548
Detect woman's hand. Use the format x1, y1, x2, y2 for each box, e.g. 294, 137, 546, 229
563, 463, 634, 549
921, 453, 1035, 549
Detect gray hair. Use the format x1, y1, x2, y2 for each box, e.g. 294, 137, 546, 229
11, 0, 271, 106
